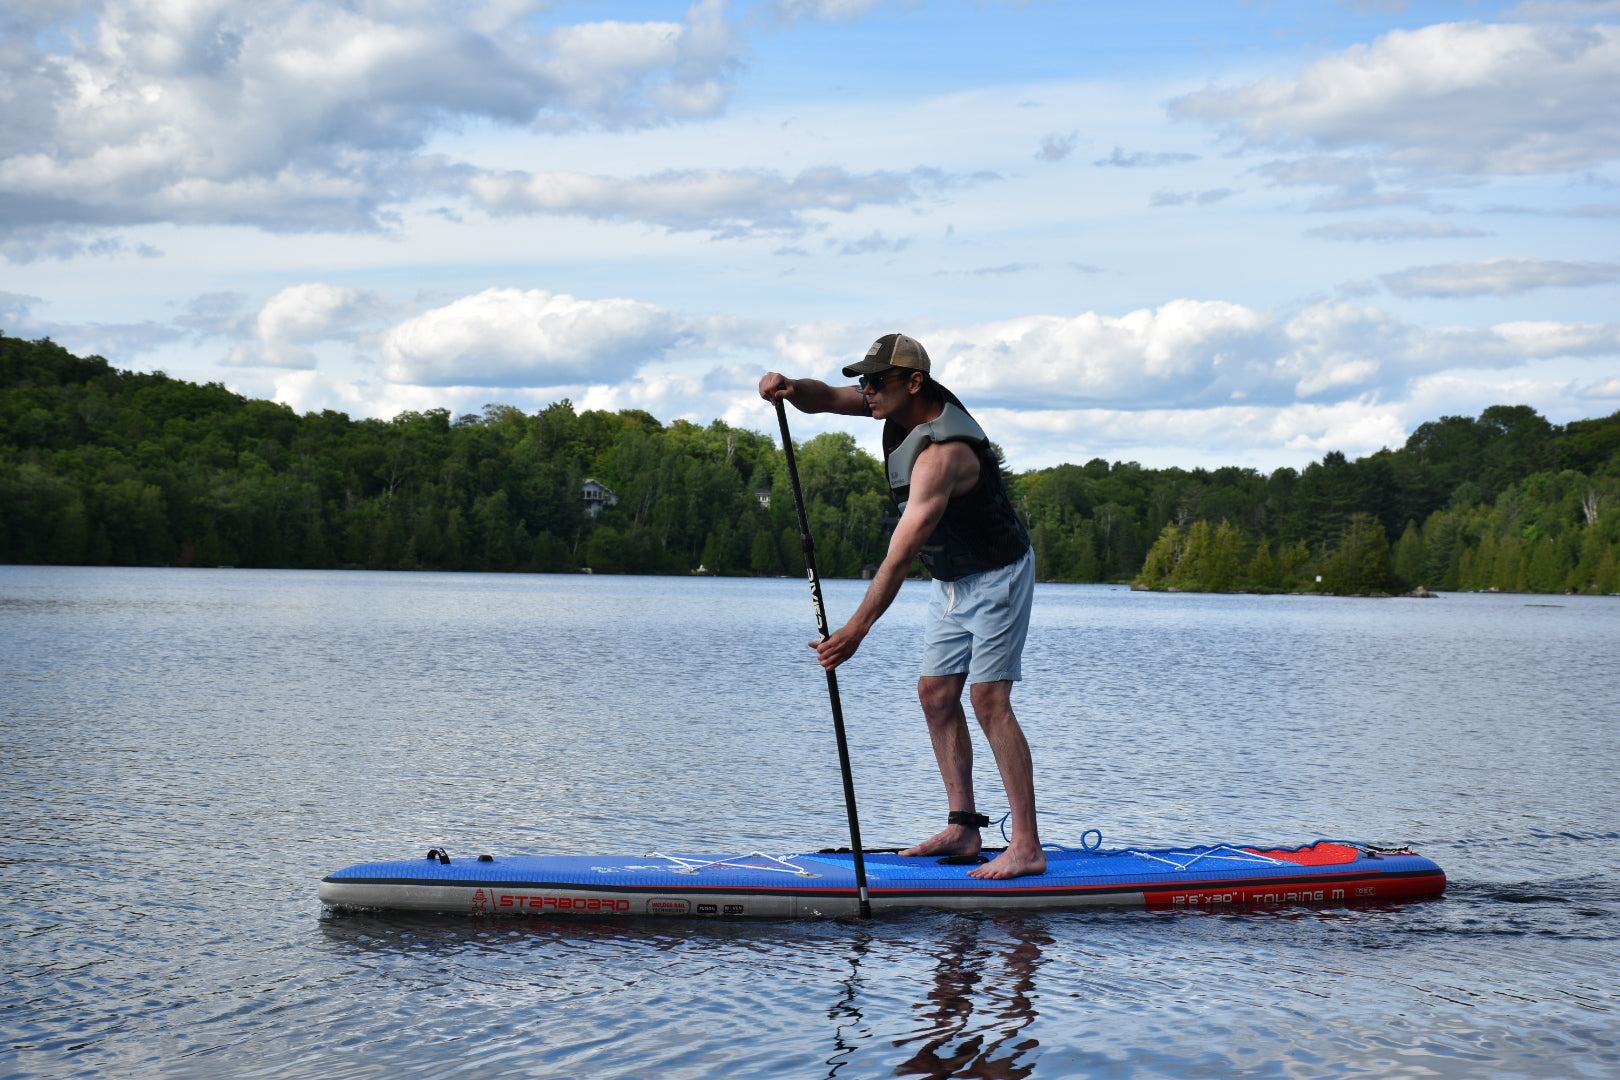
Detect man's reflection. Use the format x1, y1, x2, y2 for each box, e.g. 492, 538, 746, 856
890, 914, 1052, 1080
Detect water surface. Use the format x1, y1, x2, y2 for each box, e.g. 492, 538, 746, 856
3, 566, 1617, 1078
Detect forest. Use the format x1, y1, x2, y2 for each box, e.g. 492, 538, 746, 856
3, 332, 1618, 594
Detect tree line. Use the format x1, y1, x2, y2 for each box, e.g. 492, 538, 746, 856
2, 332, 1618, 593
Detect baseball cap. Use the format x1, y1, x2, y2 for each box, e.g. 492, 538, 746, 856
842, 333, 930, 377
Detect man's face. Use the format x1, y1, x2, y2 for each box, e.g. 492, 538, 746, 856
858, 368, 911, 417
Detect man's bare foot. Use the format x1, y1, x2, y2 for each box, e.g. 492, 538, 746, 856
968, 843, 1047, 880
898, 824, 982, 859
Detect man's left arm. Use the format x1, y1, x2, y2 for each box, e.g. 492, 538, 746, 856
812, 441, 976, 670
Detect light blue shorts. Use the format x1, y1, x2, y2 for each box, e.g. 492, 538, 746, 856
920, 548, 1035, 684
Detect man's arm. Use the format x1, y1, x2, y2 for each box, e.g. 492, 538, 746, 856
758, 372, 869, 417
813, 441, 979, 670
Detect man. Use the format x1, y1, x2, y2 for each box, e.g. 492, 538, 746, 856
759, 333, 1045, 880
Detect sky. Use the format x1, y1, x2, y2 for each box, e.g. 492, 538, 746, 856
2, 0, 1618, 473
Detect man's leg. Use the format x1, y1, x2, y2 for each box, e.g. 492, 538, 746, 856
898, 672, 982, 858
965, 679, 1046, 880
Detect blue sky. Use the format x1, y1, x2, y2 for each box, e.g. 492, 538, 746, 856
3, 0, 1617, 470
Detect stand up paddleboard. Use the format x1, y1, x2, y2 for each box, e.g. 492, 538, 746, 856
319, 406, 1446, 921
320, 840, 1445, 918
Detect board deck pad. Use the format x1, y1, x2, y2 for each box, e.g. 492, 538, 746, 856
320, 840, 1446, 918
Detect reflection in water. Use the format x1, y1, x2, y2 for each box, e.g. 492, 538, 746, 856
825, 932, 874, 1078
891, 916, 1052, 1080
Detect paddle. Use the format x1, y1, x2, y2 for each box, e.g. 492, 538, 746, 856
774, 398, 872, 919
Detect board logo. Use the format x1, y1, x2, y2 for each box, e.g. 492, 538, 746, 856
472, 888, 489, 913
696, 903, 718, 914
497, 894, 633, 912
723, 904, 745, 915
647, 898, 691, 915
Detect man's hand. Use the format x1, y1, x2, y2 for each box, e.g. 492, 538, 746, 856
811, 621, 868, 671
759, 372, 792, 403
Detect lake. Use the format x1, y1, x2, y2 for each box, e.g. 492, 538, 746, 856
3, 566, 1617, 1079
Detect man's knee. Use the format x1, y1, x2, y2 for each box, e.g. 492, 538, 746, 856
918, 674, 966, 718
969, 679, 1016, 727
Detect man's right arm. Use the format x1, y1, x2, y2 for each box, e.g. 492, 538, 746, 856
758, 373, 869, 417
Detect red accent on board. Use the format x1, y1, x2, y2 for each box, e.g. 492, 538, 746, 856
1141, 869, 1446, 909
1243, 842, 1361, 866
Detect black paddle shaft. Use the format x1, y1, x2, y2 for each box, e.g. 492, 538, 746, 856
774, 398, 872, 918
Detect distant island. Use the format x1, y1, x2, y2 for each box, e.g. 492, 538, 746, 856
2, 333, 1617, 594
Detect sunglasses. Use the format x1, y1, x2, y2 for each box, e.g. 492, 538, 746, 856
857, 369, 904, 394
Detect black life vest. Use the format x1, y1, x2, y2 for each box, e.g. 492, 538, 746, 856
882, 388, 1030, 581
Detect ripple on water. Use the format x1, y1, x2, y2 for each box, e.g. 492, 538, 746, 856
3, 569, 1618, 1080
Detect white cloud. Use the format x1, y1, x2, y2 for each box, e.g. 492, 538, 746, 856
1306, 220, 1491, 241
461, 165, 924, 235
380, 287, 688, 387
263, 367, 463, 421
1380, 258, 1620, 297
226, 283, 386, 369
975, 401, 1415, 470
0, 0, 743, 248
1170, 21, 1620, 176
916, 300, 1620, 410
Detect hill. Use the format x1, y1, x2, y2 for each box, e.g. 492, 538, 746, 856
3, 333, 1617, 593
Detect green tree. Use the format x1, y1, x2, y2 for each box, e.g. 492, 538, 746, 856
1320, 513, 1394, 595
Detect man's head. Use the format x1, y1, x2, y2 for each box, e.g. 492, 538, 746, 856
843, 333, 941, 419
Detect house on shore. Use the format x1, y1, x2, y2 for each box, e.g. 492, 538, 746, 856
583, 478, 618, 517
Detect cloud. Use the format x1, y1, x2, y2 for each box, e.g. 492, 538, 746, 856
0, 288, 183, 357
462, 165, 927, 236
226, 283, 388, 368
380, 287, 688, 387
756, 0, 886, 24
0, 290, 40, 328
974, 400, 1416, 470
932, 264, 1034, 277
1093, 146, 1199, 168
913, 300, 1620, 410
258, 367, 484, 424
834, 230, 909, 255
1380, 258, 1620, 297
1150, 188, 1237, 207
176, 292, 254, 338
1170, 21, 1620, 176
1306, 220, 1491, 241
1255, 155, 1432, 211
0, 224, 167, 264
1036, 132, 1080, 163
0, 0, 743, 248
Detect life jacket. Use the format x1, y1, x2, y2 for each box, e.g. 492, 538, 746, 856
882, 388, 1030, 581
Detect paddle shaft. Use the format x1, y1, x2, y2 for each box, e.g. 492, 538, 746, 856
774, 399, 872, 918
